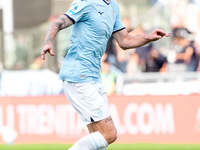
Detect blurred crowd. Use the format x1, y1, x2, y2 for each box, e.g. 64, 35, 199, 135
100, 16, 200, 95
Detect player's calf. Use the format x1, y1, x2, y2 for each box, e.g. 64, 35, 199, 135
103, 127, 117, 144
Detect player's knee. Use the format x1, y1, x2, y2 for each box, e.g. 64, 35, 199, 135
105, 130, 117, 144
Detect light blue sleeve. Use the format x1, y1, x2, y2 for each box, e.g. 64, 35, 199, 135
113, 4, 125, 33
65, 0, 91, 24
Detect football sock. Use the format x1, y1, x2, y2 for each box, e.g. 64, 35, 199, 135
68, 131, 108, 150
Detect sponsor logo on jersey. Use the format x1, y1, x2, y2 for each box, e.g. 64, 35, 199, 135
98, 11, 104, 15
68, 3, 80, 15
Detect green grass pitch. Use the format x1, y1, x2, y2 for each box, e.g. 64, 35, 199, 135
0, 143, 200, 150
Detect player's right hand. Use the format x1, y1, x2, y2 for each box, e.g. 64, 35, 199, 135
41, 44, 55, 60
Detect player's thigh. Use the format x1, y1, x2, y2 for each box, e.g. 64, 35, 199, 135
87, 119, 116, 134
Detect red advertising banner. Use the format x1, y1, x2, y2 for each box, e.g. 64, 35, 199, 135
0, 95, 200, 144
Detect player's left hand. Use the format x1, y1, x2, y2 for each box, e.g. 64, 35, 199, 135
148, 29, 171, 42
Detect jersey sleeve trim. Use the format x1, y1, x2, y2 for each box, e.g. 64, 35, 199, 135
103, 0, 110, 5
64, 14, 76, 24
112, 27, 125, 34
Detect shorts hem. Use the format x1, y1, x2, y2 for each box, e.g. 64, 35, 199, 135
85, 113, 111, 126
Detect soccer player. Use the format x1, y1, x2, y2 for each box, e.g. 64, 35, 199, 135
41, 0, 170, 149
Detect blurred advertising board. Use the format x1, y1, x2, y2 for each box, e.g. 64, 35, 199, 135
0, 70, 63, 97
122, 82, 200, 95
0, 95, 200, 144
116, 72, 200, 95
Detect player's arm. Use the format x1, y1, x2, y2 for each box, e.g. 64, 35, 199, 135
113, 28, 170, 50
41, 15, 73, 60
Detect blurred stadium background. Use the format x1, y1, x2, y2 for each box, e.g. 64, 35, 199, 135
0, 0, 200, 149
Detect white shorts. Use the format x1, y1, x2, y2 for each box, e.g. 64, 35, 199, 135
62, 81, 111, 125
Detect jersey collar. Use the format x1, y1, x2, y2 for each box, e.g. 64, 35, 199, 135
103, 0, 110, 5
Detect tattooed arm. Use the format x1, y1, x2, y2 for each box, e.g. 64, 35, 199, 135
41, 15, 73, 60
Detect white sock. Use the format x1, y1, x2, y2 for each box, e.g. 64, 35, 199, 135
68, 131, 108, 150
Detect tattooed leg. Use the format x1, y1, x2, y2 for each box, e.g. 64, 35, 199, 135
86, 116, 117, 145
105, 117, 112, 123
